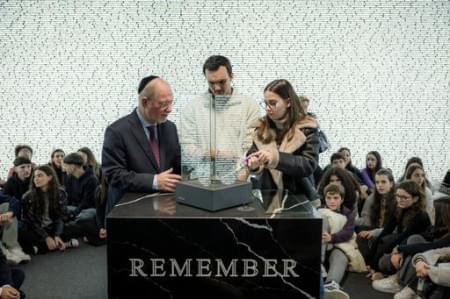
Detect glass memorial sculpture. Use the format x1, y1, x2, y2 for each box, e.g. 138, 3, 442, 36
176, 93, 254, 211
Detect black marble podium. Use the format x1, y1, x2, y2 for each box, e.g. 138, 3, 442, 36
107, 190, 322, 299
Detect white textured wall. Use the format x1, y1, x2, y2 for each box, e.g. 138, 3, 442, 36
1, 0, 449, 182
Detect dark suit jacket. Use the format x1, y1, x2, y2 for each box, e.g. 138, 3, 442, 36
102, 109, 181, 193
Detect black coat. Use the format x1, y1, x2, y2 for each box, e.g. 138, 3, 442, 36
22, 188, 67, 238
3, 175, 30, 202
246, 117, 320, 200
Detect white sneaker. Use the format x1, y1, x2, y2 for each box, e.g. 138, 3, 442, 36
9, 247, 31, 263
372, 274, 402, 293
324, 280, 350, 299
4, 249, 22, 265
0, 243, 9, 257
65, 238, 79, 248
394, 286, 418, 299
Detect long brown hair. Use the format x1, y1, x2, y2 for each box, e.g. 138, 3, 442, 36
405, 164, 426, 190
434, 196, 450, 230
256, 79, 306, 144
395, 180, 427, 229
370, 169, 396, 227
29, 165, 64, 217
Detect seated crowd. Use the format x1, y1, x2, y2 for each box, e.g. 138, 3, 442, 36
0, 145, 105, 298
314, 149, 450, 299
0, 142, 449, 299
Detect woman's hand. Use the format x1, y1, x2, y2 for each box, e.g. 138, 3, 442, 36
390, 252, 403, 269
358, 230, 371, 239
415, 261, 430, 278
99, 228, 107, 239
246, 154, 261, 170
1, 286, 20, 299
46, 237, 57, 250
54, 236, 66, 251
254, 150, 273, 165
0, 212, 14, 224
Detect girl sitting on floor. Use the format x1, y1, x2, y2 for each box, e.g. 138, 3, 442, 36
20, 165, 78, 254
367, 180, 431, 279
356, 168, 397, 264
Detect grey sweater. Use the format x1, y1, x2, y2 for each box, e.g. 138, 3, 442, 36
413, 246, 450, 287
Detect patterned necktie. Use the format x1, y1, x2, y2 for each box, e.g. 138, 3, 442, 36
148, 125, 160, 167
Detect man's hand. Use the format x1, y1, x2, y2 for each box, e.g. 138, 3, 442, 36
46, 237, 57, 250
156, 168, 182, 192
1, 286, 20, 299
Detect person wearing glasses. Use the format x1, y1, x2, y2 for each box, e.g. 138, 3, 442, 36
367, 180, 431, 280
180, 55, 260, 180
240, 79, 320, 201
101, 76, 182, 220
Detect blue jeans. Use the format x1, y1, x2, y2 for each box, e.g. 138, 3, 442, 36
320, 272, 324, 299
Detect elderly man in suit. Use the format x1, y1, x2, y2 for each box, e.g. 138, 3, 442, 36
102, 76, 182, 220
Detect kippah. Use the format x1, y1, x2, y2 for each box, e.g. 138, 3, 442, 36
14, 157, 31, 166
138, 75, 159, 94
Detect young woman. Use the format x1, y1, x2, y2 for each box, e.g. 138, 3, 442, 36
406, 164, 434, 223
373, 196, 450, 297
360, 151, 383, 192
367, 180, 431, 276
77, 147, 101, 181
317, 166, 361, 213
356, 169, 397, 262
398, 157, 423, 183
242, 79, 319, 201
338, 147, 364, 183
48, 148, 65, 185
19, 165, 77, 254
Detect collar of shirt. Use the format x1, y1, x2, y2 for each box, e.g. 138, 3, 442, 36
136, 108, 158, 140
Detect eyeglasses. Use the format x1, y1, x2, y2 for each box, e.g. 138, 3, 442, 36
259, 100, 279, 110
395, 194, 412, 201
155, 100, 174, 109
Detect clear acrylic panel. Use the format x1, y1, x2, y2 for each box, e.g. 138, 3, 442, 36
179, 92, 252, 186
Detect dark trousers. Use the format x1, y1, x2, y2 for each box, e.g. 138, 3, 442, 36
356, 235, 374, 263
376, 235, 428, 278
104, 184, 125, 227
368, 233, 399, 271
18, 226, 72, 255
